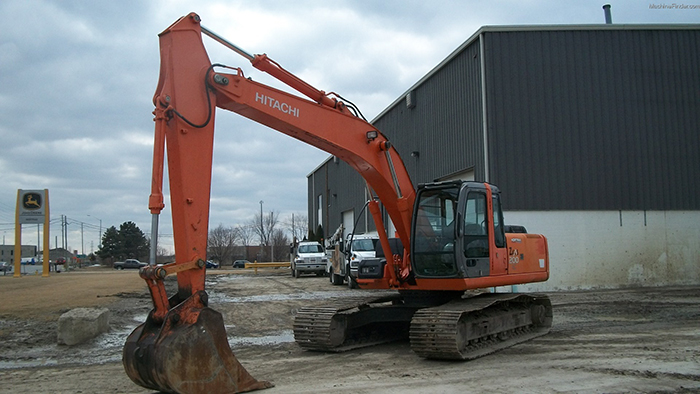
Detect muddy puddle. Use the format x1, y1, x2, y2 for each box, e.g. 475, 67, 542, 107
0, 308, 296, 370
208, 289, 353, 303
228, 330, 295, 346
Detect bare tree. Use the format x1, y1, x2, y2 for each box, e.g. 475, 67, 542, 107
249, 211, 279, 246
271, 228, 291, 262
283, 213, 308, 242
234, 223, 255, 261
207, 224, 239, 265
156, 244, 172, 265
236, 223, 255, 247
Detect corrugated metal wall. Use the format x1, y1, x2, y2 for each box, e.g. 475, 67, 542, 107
485, 28, 700, 210
308, 38, 485, 234
326, 157, 372, 234
309, 26, 700, 226
308, 157, 374, 237
375, 39, 484, 184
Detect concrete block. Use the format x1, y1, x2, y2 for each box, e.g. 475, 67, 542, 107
57, 307, 110, 346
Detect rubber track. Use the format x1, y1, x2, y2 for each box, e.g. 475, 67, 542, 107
410, 293, 552, 360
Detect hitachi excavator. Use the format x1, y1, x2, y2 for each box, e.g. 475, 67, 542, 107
123, 13, 553, 393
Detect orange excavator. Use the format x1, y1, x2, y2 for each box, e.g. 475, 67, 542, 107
123, 13, 552, 393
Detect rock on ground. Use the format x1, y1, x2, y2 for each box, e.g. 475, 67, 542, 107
57, 307, 110, 346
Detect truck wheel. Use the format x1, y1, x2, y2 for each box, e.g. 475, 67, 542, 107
347, 275, 357, 289
294, 269, 300, 278
331, 273, 343, 286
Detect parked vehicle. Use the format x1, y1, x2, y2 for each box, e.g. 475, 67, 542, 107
326, 224, 346, 285
113, 259, 146, 270
56, 257, 66, 265
327, 230, 379, 288
0, 261, 11, 273
205, 260, 220, 269
345, 233, 379, 288
292, 241, 327, 278
232, 260, 250, 268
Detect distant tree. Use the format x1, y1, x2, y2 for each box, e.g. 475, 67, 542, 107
118, 221, 150, 261
283, 213, 308, 243
236, 223, 255, 247
234, 223, 254, 260
97, 226, 119, 262
208, 224, 239, 265
156, 245, 170, 260
148, 238, 172, 264
271, 228, 290, 262
249, 211, 279, 261
96, 222, 149, 264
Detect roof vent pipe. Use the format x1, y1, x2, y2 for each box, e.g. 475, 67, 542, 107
602, 4, 612, 24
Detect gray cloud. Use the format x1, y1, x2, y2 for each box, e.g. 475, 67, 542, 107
1, 0, 694, 254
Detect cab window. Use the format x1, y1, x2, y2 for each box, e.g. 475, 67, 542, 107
463, 192, 488, 258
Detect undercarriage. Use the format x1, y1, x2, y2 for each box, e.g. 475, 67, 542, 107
293, 291, 553, 360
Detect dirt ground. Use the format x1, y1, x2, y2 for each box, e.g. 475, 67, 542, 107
0, 266, 698, 393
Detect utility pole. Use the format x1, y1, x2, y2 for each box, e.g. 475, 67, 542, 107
88, 215, 102, 249
270, 214, 274, 263
61, 215, 65, 251
259, 200, 264, 261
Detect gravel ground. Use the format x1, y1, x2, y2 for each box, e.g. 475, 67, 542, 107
0, 267, 698, 393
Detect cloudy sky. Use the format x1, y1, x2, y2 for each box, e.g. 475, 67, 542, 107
0, 0, 695, 256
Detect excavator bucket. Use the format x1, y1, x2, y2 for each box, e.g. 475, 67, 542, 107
123, 291, 273, 393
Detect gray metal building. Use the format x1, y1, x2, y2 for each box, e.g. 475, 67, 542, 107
308, 25, 700, 289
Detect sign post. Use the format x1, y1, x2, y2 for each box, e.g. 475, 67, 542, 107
15, 189, 50, 277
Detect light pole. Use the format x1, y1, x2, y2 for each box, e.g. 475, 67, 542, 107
87, 215, 102, 249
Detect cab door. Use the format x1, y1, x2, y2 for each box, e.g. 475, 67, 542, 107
458, 188, 490, 278
487, 188, 508, 276
455, 184, 508, 278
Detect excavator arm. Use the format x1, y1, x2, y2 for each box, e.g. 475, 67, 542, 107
153, 13, 414, 289
124, 12, 415, 393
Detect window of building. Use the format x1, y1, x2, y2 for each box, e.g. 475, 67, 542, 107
317, 194, 323, 228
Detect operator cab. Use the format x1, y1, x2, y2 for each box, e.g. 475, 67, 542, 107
411, 181, 505, 279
